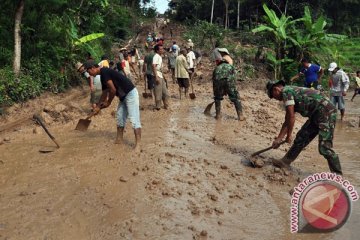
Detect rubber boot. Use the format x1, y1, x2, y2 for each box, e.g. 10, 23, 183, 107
237, 110, 246, 121
215, 101, 221, 120
134, 128, 141, 152
115, 127, 124, 144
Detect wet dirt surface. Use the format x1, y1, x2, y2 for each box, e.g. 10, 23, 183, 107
1, 24, 360, 240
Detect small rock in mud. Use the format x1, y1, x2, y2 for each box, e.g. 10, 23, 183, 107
40, 112, 53, 125
217, 221, 222, 225
0, 140, 4, 145
188, 225, 196, 231
152, 179, 161, 185
119, 176, 128, 182
200, 230, 208, 236
220, 165, 228, 170
253, 159, 265, 168
3, 137, 10, 142
214, 207, 224, 214
283, 169, 291, 176
274, 167, 281, 173
208, 194, 218, 201
191, 209, 200, 215
54, 103, 67, 113
289, 188, 295, 196
165, 152, 175, 158
132, 171, 138, 176
33, 127, 41, 134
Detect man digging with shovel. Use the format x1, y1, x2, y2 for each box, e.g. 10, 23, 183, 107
84, 61, 142, 152
267, 80, 342, 175
212, 48, 245, 121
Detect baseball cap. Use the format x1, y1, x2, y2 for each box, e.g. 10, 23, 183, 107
266, 80, 285, 98
328, 62, 337, 72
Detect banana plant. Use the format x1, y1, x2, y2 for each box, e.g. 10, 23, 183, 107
289, 6, 347, 60
266, 52, 292, 79
67, 16, 105, 60
252, 4, 299, 60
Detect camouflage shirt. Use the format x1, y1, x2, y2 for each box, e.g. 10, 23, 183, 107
213, 62, 236, 82
282, 86, 334, 117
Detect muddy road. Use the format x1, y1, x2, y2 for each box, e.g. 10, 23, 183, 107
1, 20, 360, 239
1, 66, 360, 239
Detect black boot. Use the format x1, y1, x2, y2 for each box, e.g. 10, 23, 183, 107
215, 101, 221, 120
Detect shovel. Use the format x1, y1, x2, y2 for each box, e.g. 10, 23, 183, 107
142, 75, 153, 98
33, 114, 60, 153
75, 111, 98, 131
189, 77, 196, 99
249, 140, 286, 167
204, 101, 215, 115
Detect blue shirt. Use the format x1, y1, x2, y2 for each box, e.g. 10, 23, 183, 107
300, 64, 321, 85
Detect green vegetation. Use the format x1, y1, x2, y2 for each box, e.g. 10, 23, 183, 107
0, 0, 154, 107
174, 0, 360, 82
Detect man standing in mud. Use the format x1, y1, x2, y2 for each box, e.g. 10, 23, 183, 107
212, 48, 245, 121
267, 80, 342, 175
290, 58, 323, 89
152, 45, 170, 110
84, 61, 142, 151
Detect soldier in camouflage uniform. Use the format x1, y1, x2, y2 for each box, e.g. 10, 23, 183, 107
267, 80, 342, 175
212, 48, 245, 121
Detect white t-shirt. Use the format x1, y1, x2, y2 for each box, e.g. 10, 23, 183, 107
152, 53, 163, 78
93, 75, 102, 91
187, 51, 196, 69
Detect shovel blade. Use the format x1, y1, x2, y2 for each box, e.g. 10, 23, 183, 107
189, 93, 196, 99
75, 119, 91, 131
204, 102, 214, 115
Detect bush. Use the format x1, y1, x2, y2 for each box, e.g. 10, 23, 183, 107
0, 66, 42, 106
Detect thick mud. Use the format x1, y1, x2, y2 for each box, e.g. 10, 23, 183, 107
1, 22, 360, 240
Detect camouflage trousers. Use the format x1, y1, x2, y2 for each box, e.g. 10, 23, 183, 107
213, 78, 242, 112
284, 105, 342, 175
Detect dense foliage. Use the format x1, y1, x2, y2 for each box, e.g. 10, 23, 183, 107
0, 0, 153, 106
169, 0, 360, 36
172, 0, 360, 84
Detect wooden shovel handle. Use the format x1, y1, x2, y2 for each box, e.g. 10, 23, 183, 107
33, 114, 60, 148
250, 140, 286, 157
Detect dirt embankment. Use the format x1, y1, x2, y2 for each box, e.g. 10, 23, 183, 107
1, 21, 359, 240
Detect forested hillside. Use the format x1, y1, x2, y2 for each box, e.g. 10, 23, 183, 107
0, 0, 155, 106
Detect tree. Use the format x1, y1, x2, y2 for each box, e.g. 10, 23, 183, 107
223, 0, 230, 29
210, 0, 215, 24
13, 0, 25, 76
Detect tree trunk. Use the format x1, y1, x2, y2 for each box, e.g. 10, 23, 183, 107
210, 0, 215, 24
224, 0, 229, 29
237, 0, 240, 29
13, 0, 25, 76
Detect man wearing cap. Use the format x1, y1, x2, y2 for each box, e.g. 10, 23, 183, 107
76, 62, 102, 111
84, 60, 142, 151
267, 80, 342, 175
290, 58, 323, 89
212, 48, 245, 121
328, 62, 349, 121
